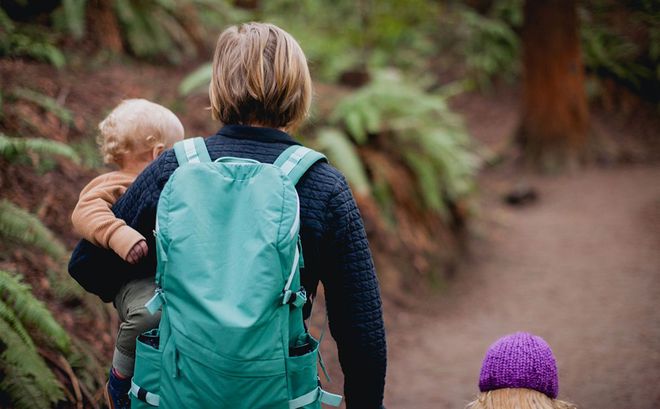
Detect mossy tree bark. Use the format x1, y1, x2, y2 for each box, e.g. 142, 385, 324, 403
517, 0, 590, 170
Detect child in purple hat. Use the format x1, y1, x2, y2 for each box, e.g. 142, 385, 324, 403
466, 332, 577, 409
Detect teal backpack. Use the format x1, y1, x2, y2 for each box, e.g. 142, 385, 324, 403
130, 137, 343, 409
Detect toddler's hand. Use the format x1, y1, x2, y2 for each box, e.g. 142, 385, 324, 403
126, 240, 148, 264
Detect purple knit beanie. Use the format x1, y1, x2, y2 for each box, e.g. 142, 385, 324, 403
478, 332, 558, 399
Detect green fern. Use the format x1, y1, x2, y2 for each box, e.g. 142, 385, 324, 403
313, 128, 371, 196
0, 319, 65, 409
456, 5, 521, 88
110, 0, 242, 63
0, 299, 34, 347
0, 133, 80, 164
328, 71, 478, 216
0, 200, 68, 262
10, 88, 74, 126
0, 270, 71, 353
179, 62, 212, 95
580, 7, 653, 90
0, 271, 68, 409
0, 8, 66, 68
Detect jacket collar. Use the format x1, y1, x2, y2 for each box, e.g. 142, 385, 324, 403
217, 125, 301, 146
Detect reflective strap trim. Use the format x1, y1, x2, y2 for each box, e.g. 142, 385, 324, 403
130, 380, 160, 406
288, 387, 343, 409
320, 389, 343, 407
173, 137, 211, 165
280, 147, 312, 175
192, 137, 212, 162
288, 388, 317, 409
184, 138, 199, 163
273, 145, 299, 167
145, 289, 163, 315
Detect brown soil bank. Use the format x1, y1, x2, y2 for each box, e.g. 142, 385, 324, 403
384, 164, 660, 409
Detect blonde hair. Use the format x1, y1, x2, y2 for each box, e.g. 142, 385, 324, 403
465, 389, 577, 409
98, 99, 184, 166
209, 22, 312, 131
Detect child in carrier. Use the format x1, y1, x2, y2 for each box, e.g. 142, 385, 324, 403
71, 98, 184, 408
466, 332, 577, 409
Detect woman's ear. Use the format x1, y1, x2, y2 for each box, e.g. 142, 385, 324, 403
151, 143, 166, 160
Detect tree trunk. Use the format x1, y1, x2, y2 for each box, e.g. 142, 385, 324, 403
517, 0, 589, 170
88, 0, 123, 54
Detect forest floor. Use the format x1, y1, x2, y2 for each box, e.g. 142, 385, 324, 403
379, 93, 660, 409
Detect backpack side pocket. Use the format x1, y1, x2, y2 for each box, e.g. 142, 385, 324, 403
287, 334, 321, 409
130, 330, 162, 408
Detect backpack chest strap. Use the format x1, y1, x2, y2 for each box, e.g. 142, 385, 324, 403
274, 145, 327, 185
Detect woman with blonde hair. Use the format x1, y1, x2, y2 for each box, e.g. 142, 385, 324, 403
467, 332, 577, 409
69, 22, 386, 409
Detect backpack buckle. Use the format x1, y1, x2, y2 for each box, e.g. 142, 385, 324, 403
282, 287, 307, 308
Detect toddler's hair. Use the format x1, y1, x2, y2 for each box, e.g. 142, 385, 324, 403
465, 388, 577, 409
209, 22, 312, 131
98, 99, 184, 166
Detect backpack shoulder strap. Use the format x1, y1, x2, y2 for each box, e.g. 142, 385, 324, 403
274, 145, 327, 185
173, 137, 211, 165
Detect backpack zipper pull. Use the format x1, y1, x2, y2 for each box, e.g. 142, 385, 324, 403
145, 287, 164, 315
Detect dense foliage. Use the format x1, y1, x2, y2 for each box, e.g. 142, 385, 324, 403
318, 71, 477, 219
0, 270, 69, 409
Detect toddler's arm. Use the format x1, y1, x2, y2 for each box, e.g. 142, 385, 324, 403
71, 173, 147, 262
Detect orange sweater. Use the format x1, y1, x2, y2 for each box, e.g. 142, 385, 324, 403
71, 171, 145, 260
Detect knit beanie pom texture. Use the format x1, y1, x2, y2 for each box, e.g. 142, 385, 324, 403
478, 332, 559, 399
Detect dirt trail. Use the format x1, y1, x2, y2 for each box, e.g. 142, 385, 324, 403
383, 164, 660, 409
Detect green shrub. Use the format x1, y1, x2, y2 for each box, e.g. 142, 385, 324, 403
580, 4, 658, 94
0, 8, 66, 68
54, 0, 248, 63
318, 71, 478, 217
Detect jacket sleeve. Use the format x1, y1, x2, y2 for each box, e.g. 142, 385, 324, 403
68, 151, 177, 297
320, 175, 387, 409
71, 174, 145, 260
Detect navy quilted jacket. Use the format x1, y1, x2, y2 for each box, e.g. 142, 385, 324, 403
68, 125, 387, 408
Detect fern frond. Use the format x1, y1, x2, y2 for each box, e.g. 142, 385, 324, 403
0, 270, 71, 353
0, 318, 65, 409
0, 15, 66, 69
0, 299, 34, 348
314, 128, 371, 196
0, 133, 81, 164
61, 0, 88, 39
11, 88, 73, 125
0, 200, 68, 262
403, 150, 447, 214
179, 63, 212, 95
330, 71, 478, 213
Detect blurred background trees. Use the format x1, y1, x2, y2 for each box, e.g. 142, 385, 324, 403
0, 0, 659, 407
518, 0, 590, 169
